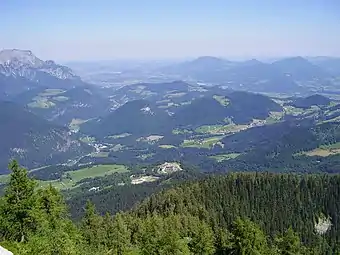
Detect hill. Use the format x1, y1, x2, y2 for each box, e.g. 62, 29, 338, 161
0, 102, 91, 173
108, 80, 196, 108
224, 60, 299, 92
174, 91, 282, 126
82, 99, 172, 137
173, 97, 228, 126
11, 86, 111, 126
158, 57, 300, 92
160, 56, 234, 80
83, 91, 281, 140
291, 94, 331, 109
271, 56, 332, 81
215, 120, 340, 173
311, 57, 340, 76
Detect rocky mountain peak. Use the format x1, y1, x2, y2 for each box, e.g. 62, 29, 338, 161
0, 49, 43, 68
0, 49, 79, 80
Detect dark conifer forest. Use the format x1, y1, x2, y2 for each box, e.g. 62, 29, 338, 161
1, 160, 340, 254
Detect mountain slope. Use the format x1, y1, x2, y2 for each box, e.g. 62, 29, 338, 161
83, 100, 172, 137
161, 56, 233, 75
226, 60, 299, 92
311, 57, 340, 76
12, 86, 111, 125
0, 49, 78, 81
0, 49, 87, 96
173, 97, 228, 126
174, 91, 282, 126
132, 173, 340, 251
0, 102, 91, 173
292, 94, 331, 109
271, 56, 332, 81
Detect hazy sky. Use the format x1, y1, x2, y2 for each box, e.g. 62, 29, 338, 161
1, 0, 340, 61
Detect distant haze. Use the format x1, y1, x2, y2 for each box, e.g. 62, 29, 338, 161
1, 0, 340, 61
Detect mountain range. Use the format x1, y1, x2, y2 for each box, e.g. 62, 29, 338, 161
0, 49, 87, 97
158, 56, 338, 92
1, 48, 340, 174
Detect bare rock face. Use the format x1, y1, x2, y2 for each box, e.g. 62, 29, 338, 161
315, 215, 332, 235
0, 245, 13, 255
0, 49, 79, 80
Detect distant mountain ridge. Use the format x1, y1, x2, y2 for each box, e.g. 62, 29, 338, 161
159, 56, 335, 92
0, 49, 87, 97
271, 56, 332, 81
0, 49, 78, 80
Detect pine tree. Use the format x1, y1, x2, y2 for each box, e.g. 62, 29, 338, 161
275, 227, 308, 255
108, 213, 131, 254
228, 218, 271, 255
35, 184, 68, 228
0, 160, 37, 242
26, 185, 82, 254
81, 200, 104, 250
186, 215, 215, 255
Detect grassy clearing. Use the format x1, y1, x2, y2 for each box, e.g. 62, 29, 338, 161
265, 111, 283, 124
39, 164, 128, 190
181, 136, 225, 149
137, 135, 164, 143
213, 95, 230, 106
80, 136, 96, 144
302, 149, 340, 157
180, 101, 192, 105
195, 124, 248, 135
159, 145, 177, 149
68, 164, 127, 180
283, 106, 305, 116
156, 99, 171, 104
300, 143, 340, 157
39, 89, 65, 96
90, 152, 110, 158
172, 128, 193, 135
166, 92, 187, 98
2, 164, 128, 190
28, 98, 56, 108
107, 133, 131, 139
53, 96, 69, 102
209, 153, 240, 162
84, 89, 93, 95
320, 142, 340, 149
69, 118, 89, 131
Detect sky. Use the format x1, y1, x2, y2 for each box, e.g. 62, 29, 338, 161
1, 0, 340, 61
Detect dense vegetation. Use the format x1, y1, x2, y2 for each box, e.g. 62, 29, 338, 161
216, 121, 340, 172
0, 102, 91, 173
291, 94, 331, 109
1, 160, 340, 254
82, 90, 281, 138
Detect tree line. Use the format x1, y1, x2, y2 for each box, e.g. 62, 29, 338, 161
1, 160, 340, 254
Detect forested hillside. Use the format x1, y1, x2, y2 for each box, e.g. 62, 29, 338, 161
1, 161, 340, 254
0, 102, 91, 172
